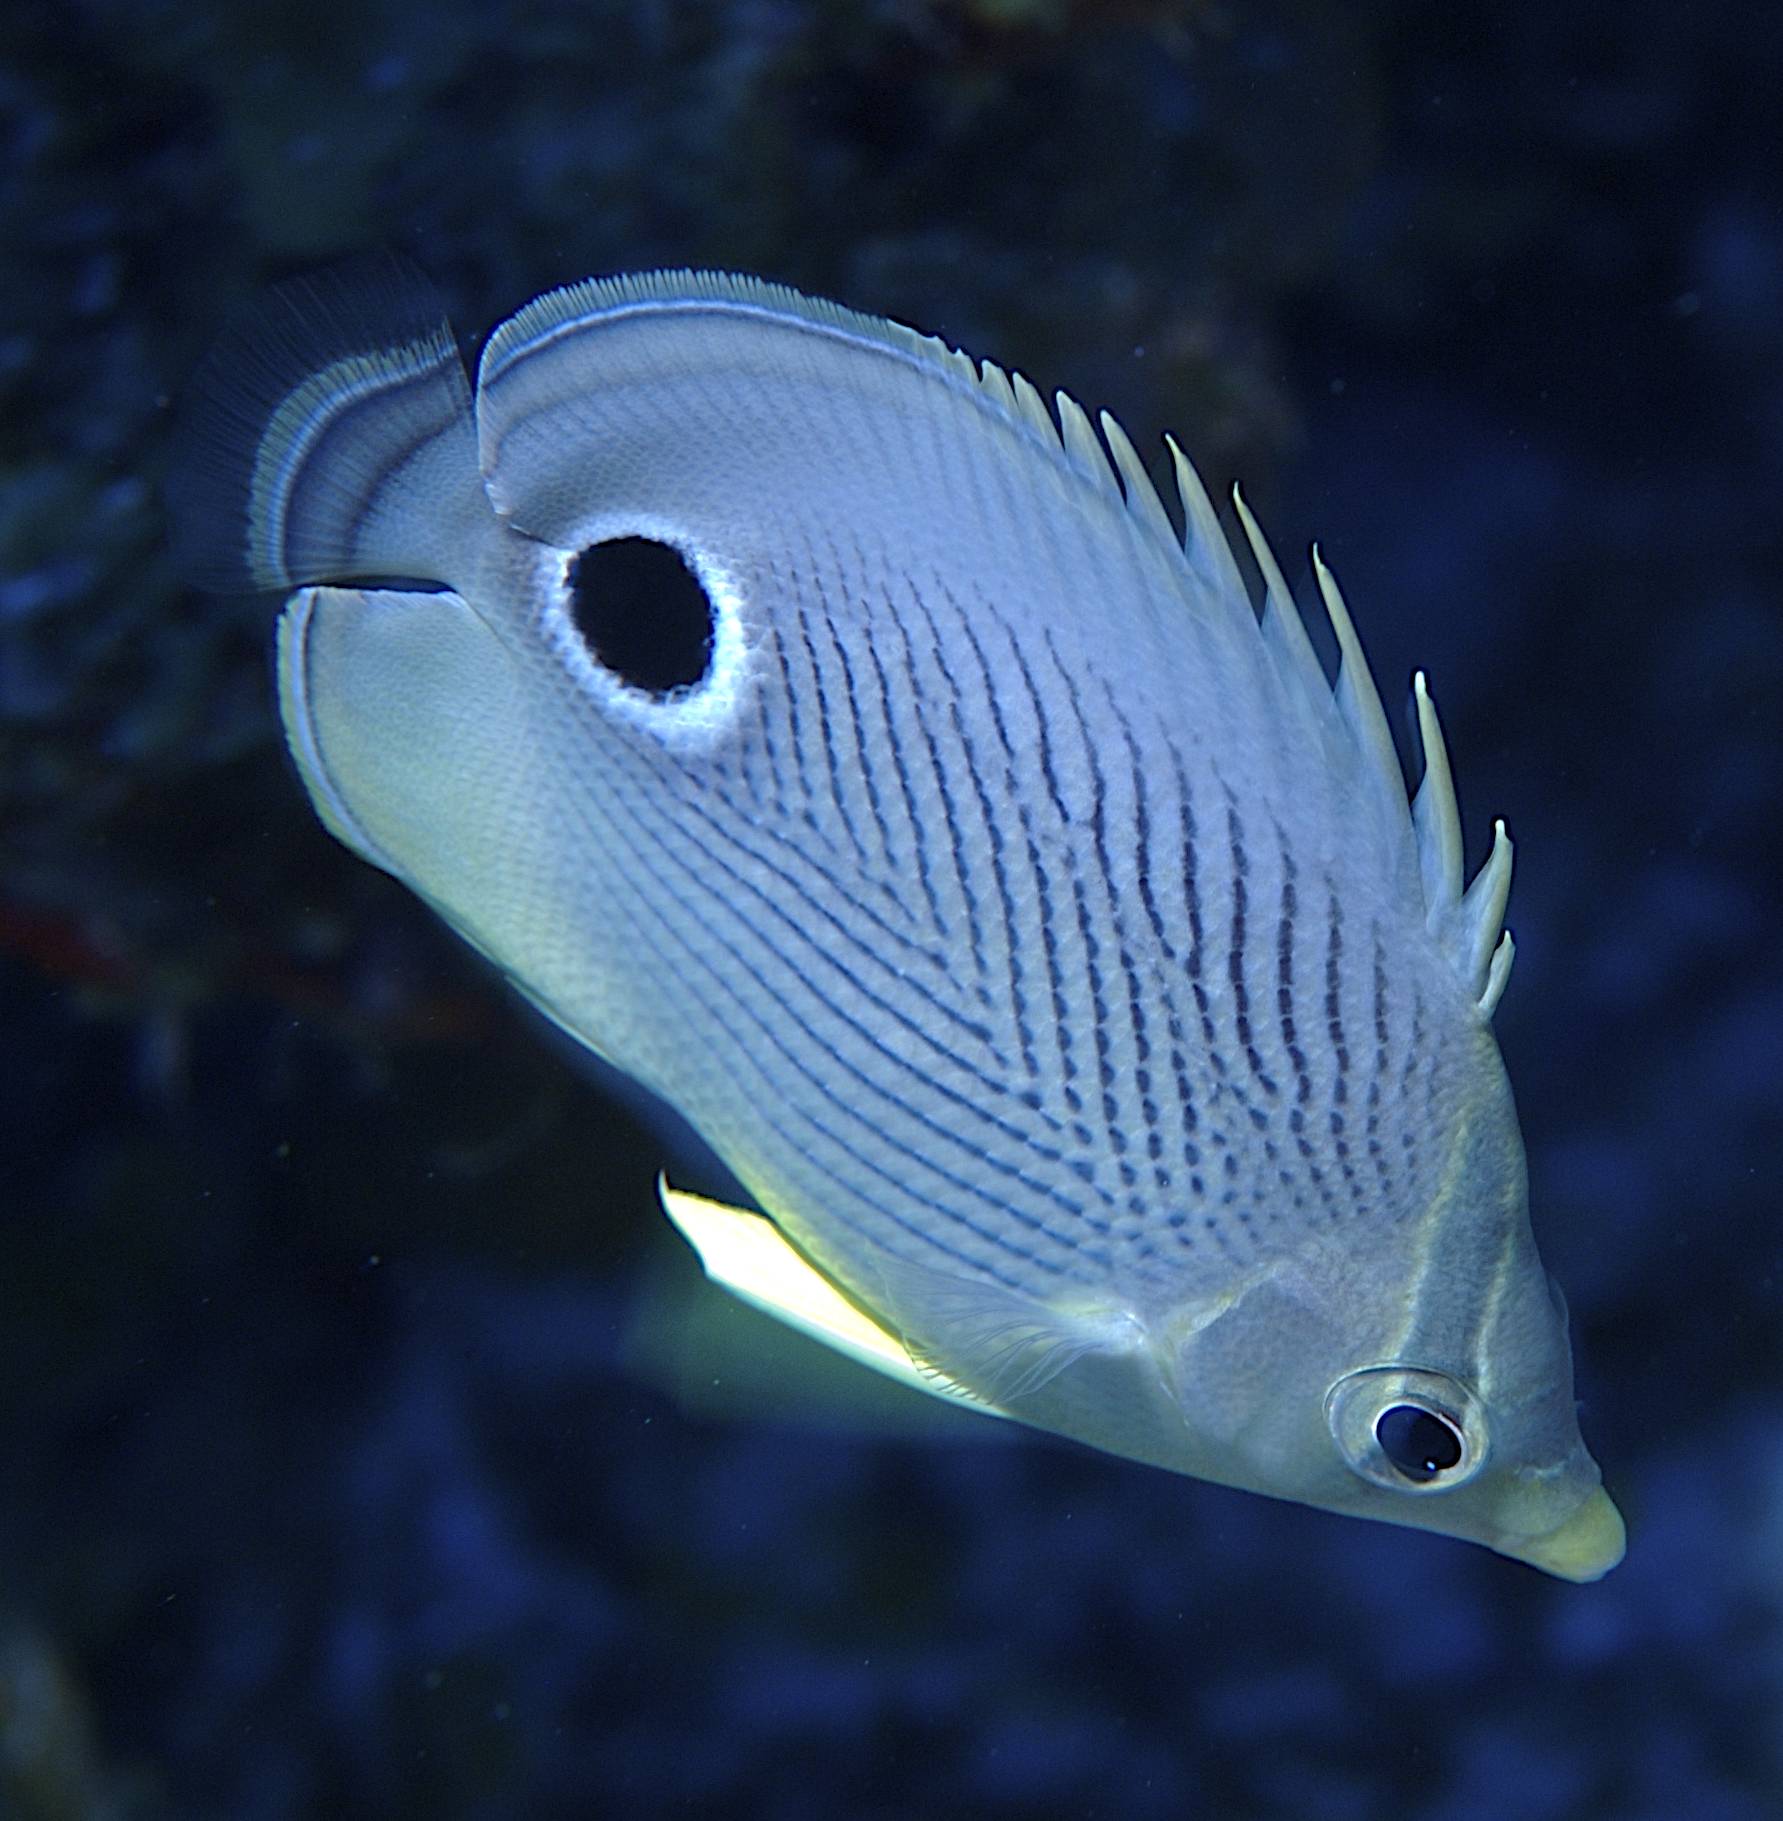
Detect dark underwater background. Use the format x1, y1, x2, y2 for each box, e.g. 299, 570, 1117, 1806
3, 2, 1780, 1816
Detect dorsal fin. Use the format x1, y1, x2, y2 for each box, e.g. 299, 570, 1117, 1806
167, 253, 484, 594
1463, 823, 1516, 1015
470, 266, 1518, 1016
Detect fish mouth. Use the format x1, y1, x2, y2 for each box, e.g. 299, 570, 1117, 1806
1497, 1487, 1626, 1582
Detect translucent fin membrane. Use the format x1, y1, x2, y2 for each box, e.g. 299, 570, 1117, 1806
167, 252, 478, 593
870, 1248, 1152, 1408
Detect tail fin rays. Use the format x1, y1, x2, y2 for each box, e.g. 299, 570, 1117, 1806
168, 252, 483, 594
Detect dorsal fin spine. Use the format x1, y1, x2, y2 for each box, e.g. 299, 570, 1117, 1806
1460, 819, 1515, 998
1229, 486, 1353, 779
977, 359, 1019, 418
1412, 671, 1465, 921
1481, 931, 1517, 1017
1409, 674, 1517, 1017
1010, 370, 1056, 442
1232, 486, 1332, 709
1055, 389, 1106, 480
1312, 545, 1411, 847
1098, 410, 1179, 546
1166, 434, 1250, 607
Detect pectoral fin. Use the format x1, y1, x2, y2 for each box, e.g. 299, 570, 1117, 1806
867, 1249, 1153, 1408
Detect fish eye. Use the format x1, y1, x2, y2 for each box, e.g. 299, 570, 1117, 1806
1325, 1366, 1487, 1495
565, 535, 714, 695
1374, 1404, 1464, 1483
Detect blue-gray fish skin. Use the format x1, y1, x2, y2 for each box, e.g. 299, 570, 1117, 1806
174, 260, 1622, 1579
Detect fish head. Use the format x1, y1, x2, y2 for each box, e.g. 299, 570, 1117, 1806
1162, 1087, 1622, 1581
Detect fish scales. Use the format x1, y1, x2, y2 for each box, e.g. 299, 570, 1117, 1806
173, 260, 1623, 1578
525, 459, 1410, 1297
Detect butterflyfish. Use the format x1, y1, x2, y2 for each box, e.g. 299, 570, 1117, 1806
173, 259, 1623, 1580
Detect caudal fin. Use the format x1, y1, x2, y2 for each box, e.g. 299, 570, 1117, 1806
166, 252, 484, 593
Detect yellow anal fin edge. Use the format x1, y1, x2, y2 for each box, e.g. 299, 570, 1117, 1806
657, 1177, 1012, 1422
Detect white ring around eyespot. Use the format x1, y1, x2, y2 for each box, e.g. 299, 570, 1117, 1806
537, 513, 753, 750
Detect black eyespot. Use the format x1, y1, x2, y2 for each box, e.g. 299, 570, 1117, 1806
566, 536, 713, 695
1374, 1404, 1464, 1483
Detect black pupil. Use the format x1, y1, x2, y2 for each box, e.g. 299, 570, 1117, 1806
566, 536, 713, 695
1374, 1405, 1463, 1482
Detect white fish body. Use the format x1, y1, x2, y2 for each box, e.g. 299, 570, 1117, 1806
175, 260, 1623, 1580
